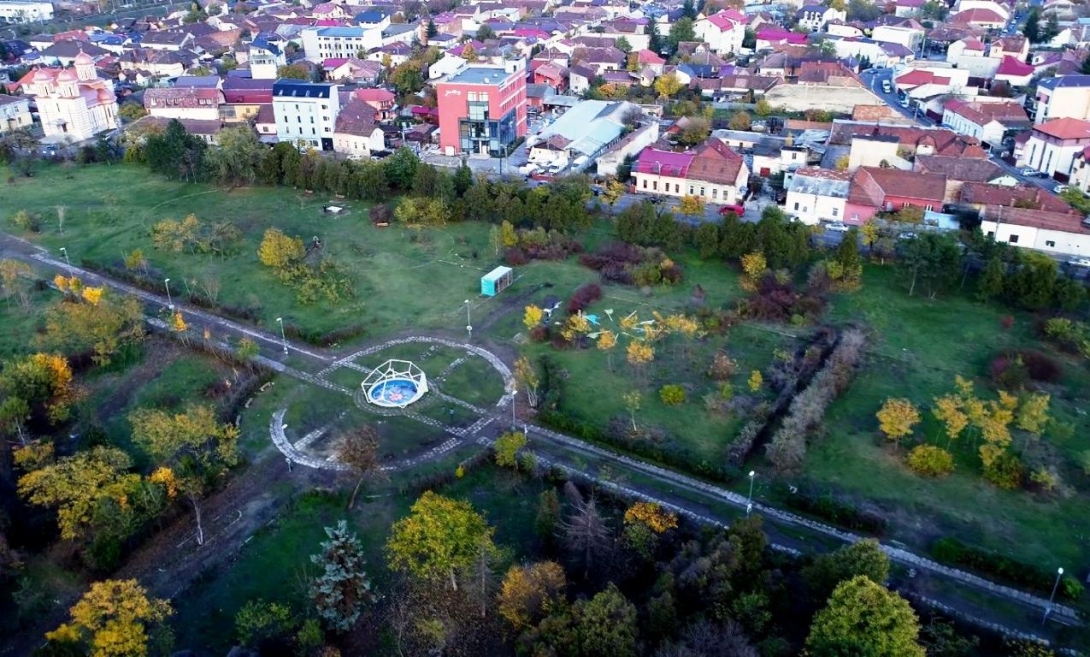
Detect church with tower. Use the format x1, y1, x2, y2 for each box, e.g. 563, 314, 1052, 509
18, 51, 118, 142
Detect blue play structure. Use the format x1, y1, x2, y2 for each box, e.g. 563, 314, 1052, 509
480, 266, 513, 297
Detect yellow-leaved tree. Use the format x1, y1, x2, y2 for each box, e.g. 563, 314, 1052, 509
523, 304, 543, 331
45, 579, 173, 657
497, 561, 566, 630
596, 329, 617, 370
623, 501, 678, 534
932, 393, 968, 446
876, 398, 921, 447
740, 251, 767, 291
129, 405, 239, 546
257, 228, 305, 270
514, 356, 540, 407
386, 491, 496, 591
748, 369, 763, 393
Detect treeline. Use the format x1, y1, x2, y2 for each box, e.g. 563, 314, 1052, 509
126, 119, 598, 232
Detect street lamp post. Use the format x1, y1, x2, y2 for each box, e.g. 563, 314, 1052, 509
465, 299, 472, 340
164, 278, 173, 310
59, 247, 70, 268
511, 388, 517, 428
746, 470, 756, 516
275, 317, 288, 354
1043, 567, 1065, 624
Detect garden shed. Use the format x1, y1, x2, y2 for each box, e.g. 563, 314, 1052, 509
480, 266, 513, 297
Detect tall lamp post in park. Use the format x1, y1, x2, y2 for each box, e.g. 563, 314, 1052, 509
746, 470, 756, 516
1043, 567, 1065, 624
275, 317, 288, 354
465, 299, 473, 340
511, 388, 517, 428
59, 247, 70, 268
164, 278, 173, 310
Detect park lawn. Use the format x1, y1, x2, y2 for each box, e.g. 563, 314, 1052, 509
438, 355, 508, 408
801, 265, 1090, 568
0, 282, 54, 360
171, 464, 551, 654
2, 163, 501, 340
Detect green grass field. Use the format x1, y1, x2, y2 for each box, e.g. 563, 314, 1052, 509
2, 163, 498, 340
800, 266, 1090, 568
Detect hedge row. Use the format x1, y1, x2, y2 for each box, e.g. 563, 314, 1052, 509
931, 537, 1084, 602
782, 487, 887, 536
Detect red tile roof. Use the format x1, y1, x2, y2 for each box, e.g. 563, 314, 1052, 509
961, 183, 1075, 213
996, 55, 1033, 77
1034, 117, 1090, 140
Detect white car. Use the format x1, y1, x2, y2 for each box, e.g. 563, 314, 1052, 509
825, 222, 851, 232
1054, 185, 1069, 194
1070, 258, 1090, 268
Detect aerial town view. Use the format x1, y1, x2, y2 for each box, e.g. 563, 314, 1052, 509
2, 0, 1090, 654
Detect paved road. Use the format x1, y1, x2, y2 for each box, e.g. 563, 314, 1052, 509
0, 230, 1080, 643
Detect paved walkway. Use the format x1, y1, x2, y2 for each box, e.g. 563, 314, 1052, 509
1, 233, 1080, 640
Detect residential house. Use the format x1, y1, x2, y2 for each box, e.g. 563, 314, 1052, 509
994, 56, 1035, 87
829, 120, 989, 160
126, 115, 226, 145
532, 62, 567, 91
891, 0, 925, 18
633, 50, 665, 76
568, 64, 595, 95
946, 37, 987, 60
1018, 117, 1090, 180
950, 8, 1007, 28
953, 0, 1010, 21
37, 41, 110, 67
0, 95, 33, 133
693, 9, 746, 56
959, 182, 1075, 213
871, 25, 923, 50
595, 120, 660, 177
139, 30, 197, 52
846, 166, 947, 223
785, 167, 853, 225
272, 80, 340, 150
1033, 75, 1090, 124
254, 103, 276, 142
353, 88, 397, 121
633, 139, 750, 205
333, 99, 385, 158
755, 28, 809, 50
18, 54, 118, 142
0, 1, 53, 22
942, 99, 1030, 147
144, 87, 224, 121
796, 4, 846, 31
249, 36, 285, 79
325, 57, 383, 84
988, 35, 1029, 60
979, 206, 1090, 255
827, 21, 865, 38
916, 157, 1017, 201
599, 20, 649, 52
575, 46, 626, 75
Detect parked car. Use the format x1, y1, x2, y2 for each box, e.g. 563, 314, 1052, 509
1054, 184, 1069, 194
719, 203, 745, 216
881, 80, 892, 93
1020, 168, 1039, 177
898, 231, 918, 240
1069, 258, 1090, 268
825, 222, 850, 232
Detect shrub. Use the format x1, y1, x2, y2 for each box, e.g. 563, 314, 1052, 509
1014, 349, 1063, 383
905, 444, 954, 477
566, 282, 602, 314
504, 246, 529, 266
982, 452, 1023, 490
931, 538, 1084, 601
990, 354, 1028, 390
1000, 315, 1014, 330
708, 350, 737, 381
659, 384, 685, 405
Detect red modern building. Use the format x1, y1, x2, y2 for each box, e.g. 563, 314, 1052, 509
436, 65, 527, 156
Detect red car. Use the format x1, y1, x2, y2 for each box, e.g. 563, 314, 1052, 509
719, 204, 745, 217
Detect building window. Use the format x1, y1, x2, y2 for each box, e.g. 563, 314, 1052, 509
712, 189, 718, 199
832, 207, 838, 217
699, 187, 705, 196
675, 184, 680, 193
794, 202, 799, 211
1045, 240, 1055, 247
688, 185, 694, 195
653, 181, 658, 190
642, 179, 647, 189
1009, 234, 1019, 244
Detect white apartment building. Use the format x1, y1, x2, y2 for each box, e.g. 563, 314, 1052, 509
272, 81, 340, 150
300, 27, 383, 63
784, 167, 852, 225
0, 0, 53, 22
249, 37, 285, 80
0, 95, 32, 133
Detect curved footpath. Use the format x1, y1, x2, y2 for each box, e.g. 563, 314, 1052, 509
0, 232, 1080, 648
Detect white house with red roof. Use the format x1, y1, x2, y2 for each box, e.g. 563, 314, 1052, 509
18, 52, 118, 142
942, 99, 1030, 146
994, 56, 1035, 86
952, 0, 1010, 21
949, 7, 1007, 29
946, 36, 987, 60
1017, 117, 1090, 180
632, 140, 749, 205
694, 10, 746, 56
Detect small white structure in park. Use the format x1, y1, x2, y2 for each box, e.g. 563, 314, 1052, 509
361, 359, 429, 408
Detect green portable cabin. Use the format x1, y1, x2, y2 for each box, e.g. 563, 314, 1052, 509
480, 266, 513, 297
